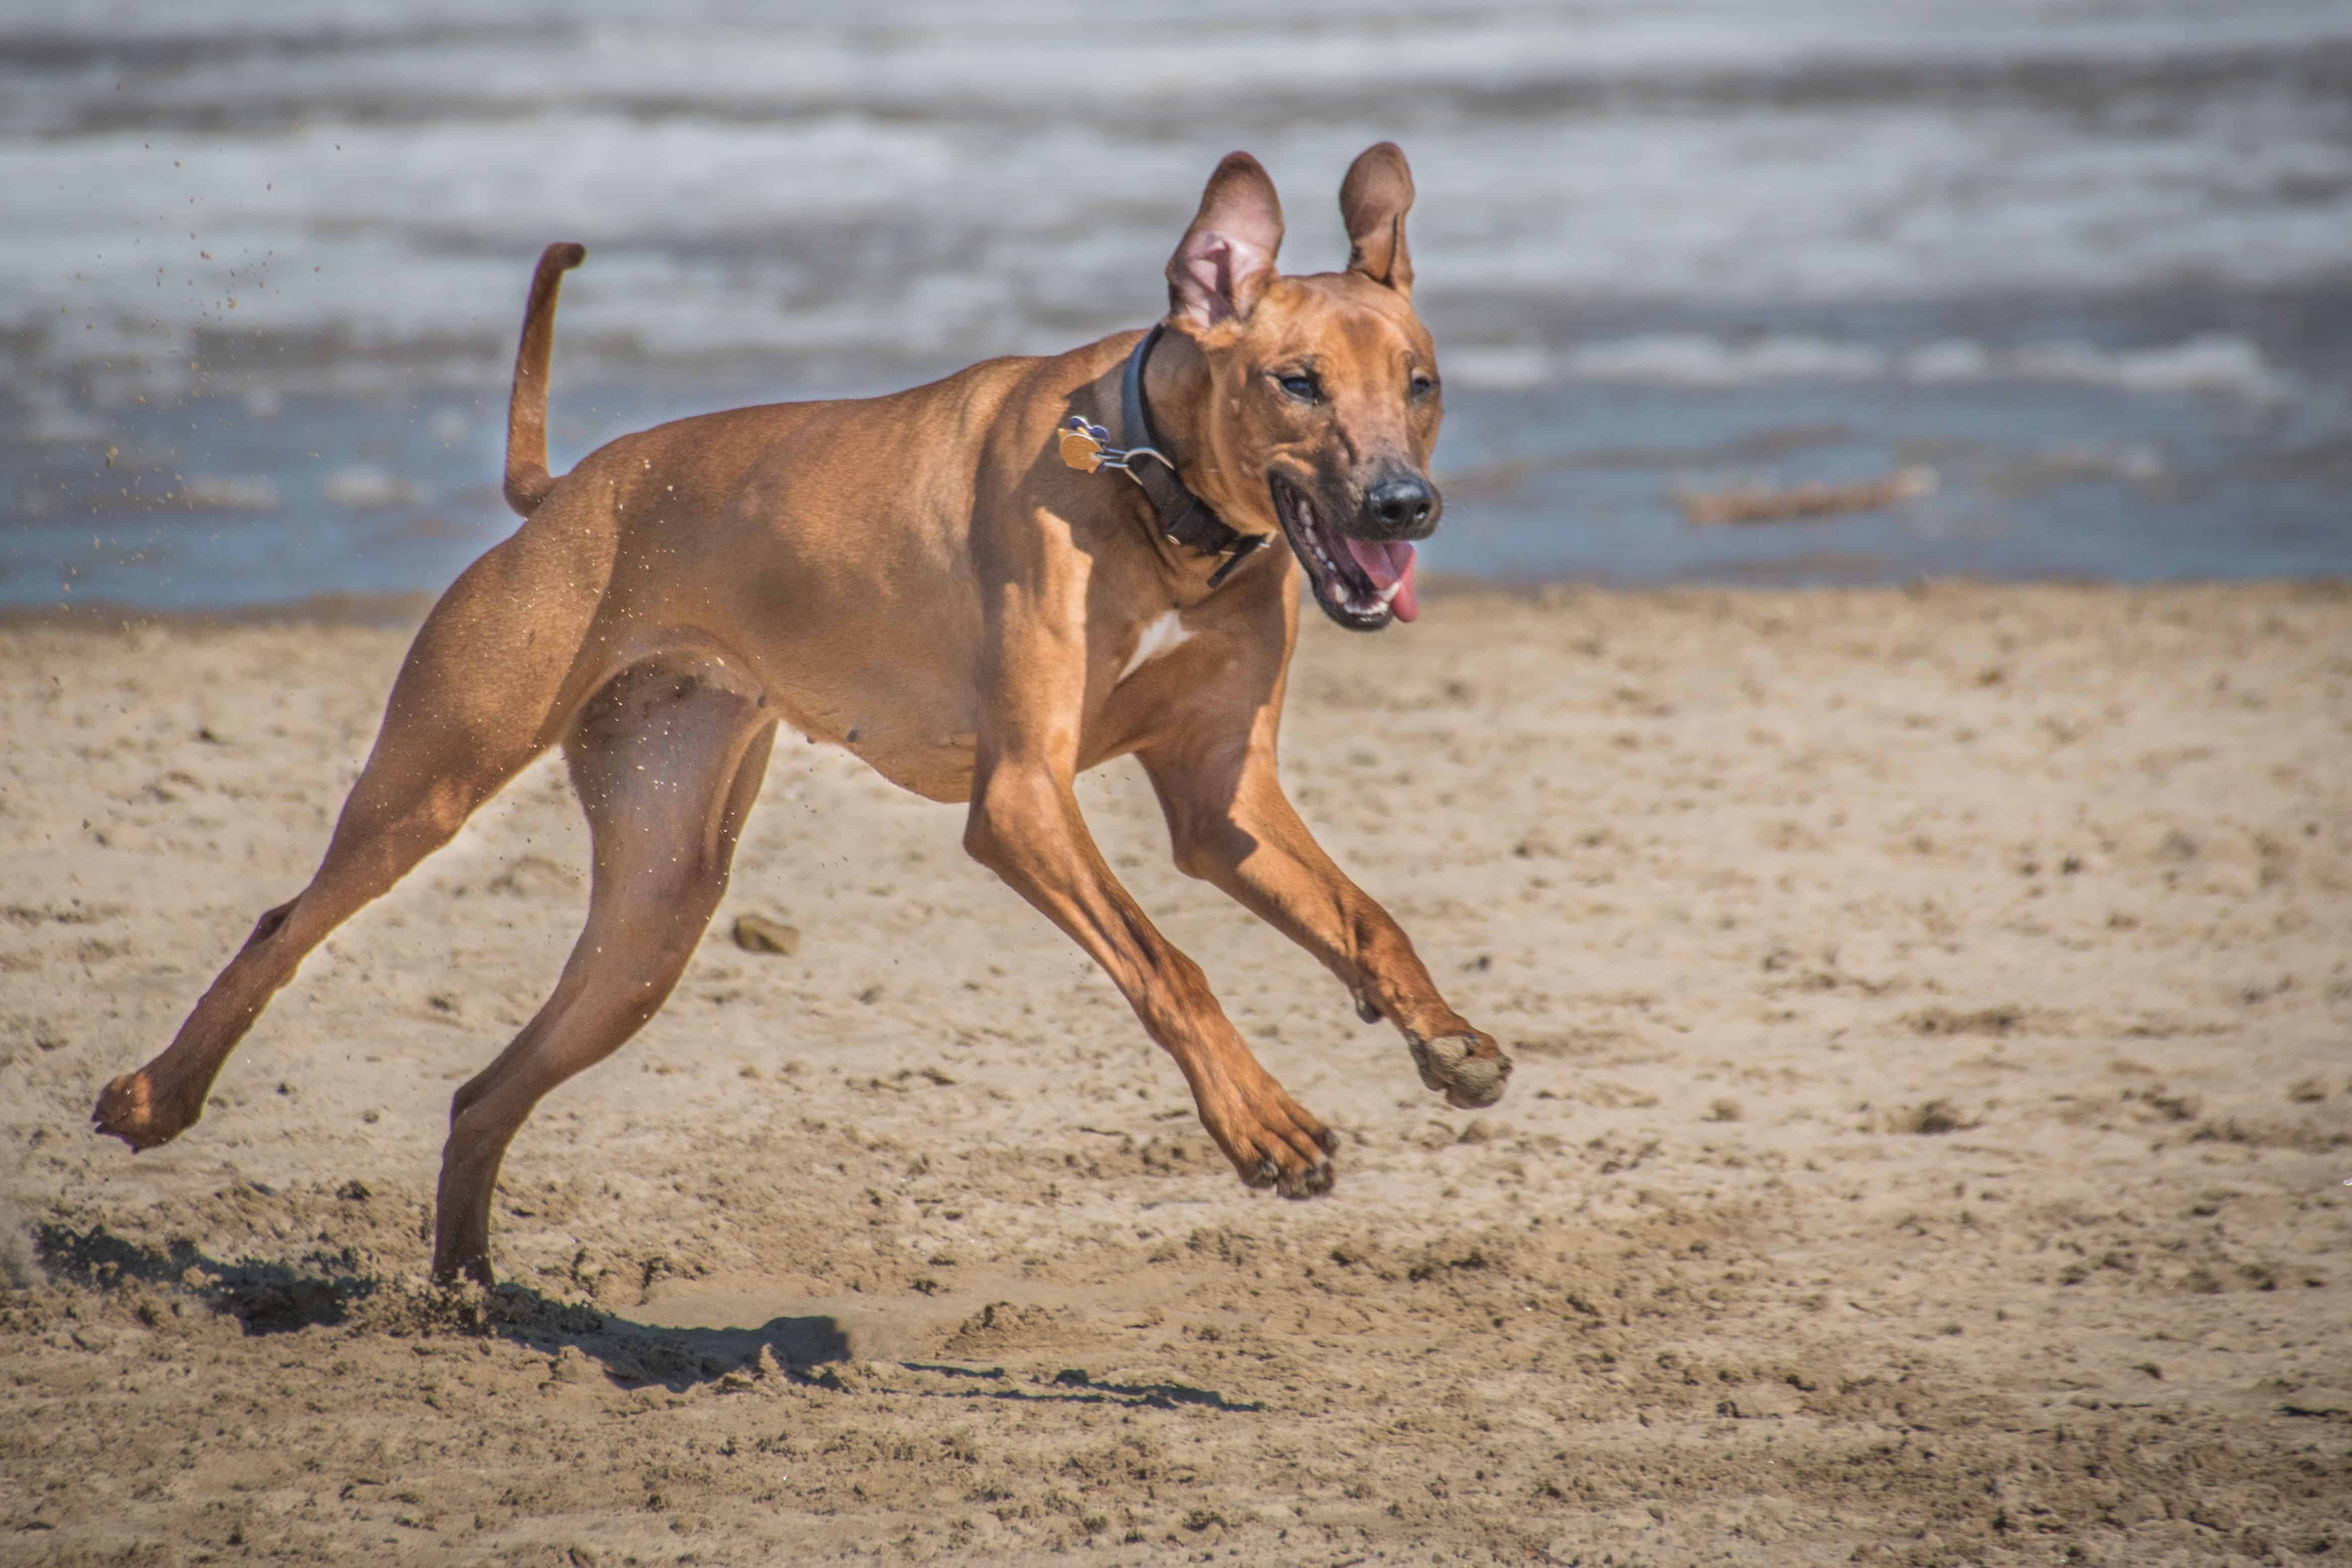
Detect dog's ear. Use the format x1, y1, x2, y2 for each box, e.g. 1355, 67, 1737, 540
1339, 142, 1414, 296
1167, 152, 1284, 328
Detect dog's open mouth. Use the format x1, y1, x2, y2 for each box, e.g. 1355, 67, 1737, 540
1269, 474, 1419, 631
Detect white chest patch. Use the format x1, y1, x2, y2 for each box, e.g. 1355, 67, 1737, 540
1117, 609, 1193, 684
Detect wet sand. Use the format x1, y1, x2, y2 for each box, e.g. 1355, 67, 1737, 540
3, 581, 2348, 1564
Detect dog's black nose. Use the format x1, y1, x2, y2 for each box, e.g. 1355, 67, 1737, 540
1363, 475, 1437, 538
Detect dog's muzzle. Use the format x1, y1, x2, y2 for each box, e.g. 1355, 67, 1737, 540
1270, 473, 1425, 632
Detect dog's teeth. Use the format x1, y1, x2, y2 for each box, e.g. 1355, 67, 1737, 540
1376, 580, 1403, 608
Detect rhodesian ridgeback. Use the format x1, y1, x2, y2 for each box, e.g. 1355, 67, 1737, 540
94, 143, 1511, 1286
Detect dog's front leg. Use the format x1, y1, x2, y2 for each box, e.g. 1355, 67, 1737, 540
963, 755, 1336, 1197
1142, 716, 1511, 1112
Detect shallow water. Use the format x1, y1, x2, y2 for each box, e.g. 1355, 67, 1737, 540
5, 0, 2349, 607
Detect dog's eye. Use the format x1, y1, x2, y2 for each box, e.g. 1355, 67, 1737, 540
1275, 373, 1322, 404
1409, 373, 1438, 401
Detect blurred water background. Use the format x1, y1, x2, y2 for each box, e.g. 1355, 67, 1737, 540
4, 0, 2349, 610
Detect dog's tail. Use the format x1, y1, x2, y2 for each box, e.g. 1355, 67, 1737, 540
502, 241, 587, 518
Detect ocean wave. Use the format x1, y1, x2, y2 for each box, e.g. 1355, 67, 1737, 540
4, 0, 2349, 406
1444, 332, 2294, 401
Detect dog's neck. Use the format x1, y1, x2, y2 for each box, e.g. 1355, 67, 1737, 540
1135, 324, 1204, 482
1128, 327, 1269, 589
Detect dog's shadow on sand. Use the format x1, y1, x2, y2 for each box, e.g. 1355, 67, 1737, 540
31, 1222, 1255, 1412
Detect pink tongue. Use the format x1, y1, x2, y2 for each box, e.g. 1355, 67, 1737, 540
1342, 538, 1420, 622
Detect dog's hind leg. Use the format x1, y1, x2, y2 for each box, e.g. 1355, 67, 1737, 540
431, 656, 774, 1286
94, 521, 608, 1152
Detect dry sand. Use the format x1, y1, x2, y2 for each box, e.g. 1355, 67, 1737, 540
3, 581, 2348, 1565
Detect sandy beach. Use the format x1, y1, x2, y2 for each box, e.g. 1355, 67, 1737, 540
2, 580, 2347, 1565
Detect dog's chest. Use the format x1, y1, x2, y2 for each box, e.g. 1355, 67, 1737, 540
1116, 609, 1194, 685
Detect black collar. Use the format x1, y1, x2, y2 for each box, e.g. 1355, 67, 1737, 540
1067, 325, 1270, 589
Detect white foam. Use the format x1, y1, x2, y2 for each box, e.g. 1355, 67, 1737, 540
1444, 332, 2293, 401
322, 466, 429, 508
1439, 345, 1552, 392
181, 474, 282, 510
1557, 335, 1887, 387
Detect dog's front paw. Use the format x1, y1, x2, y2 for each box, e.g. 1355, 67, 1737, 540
1198, 1077, 1338, 1200
1407, 1030, 1512, 1110
93, 1069, 200, 1150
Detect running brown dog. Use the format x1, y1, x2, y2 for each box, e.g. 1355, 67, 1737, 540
93, 143, 1511, 1286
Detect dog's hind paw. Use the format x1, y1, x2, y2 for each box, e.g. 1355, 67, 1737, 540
1407, 1031, 1512, 1110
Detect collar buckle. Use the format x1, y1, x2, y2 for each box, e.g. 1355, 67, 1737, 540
1204, 531, 1269, 588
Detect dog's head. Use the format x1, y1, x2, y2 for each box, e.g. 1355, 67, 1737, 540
1159, 143, 1438, 632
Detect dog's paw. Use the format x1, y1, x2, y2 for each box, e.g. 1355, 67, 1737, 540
1242, 1126, 1339, 1199
1406, 1030, 1512, 1110
1201, 1081, 1338, 1200
92, 1070, 198, 1151
1350, 987, 1384, 1024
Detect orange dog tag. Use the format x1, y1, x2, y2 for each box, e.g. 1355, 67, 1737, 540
1059, 421, 1107, 473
